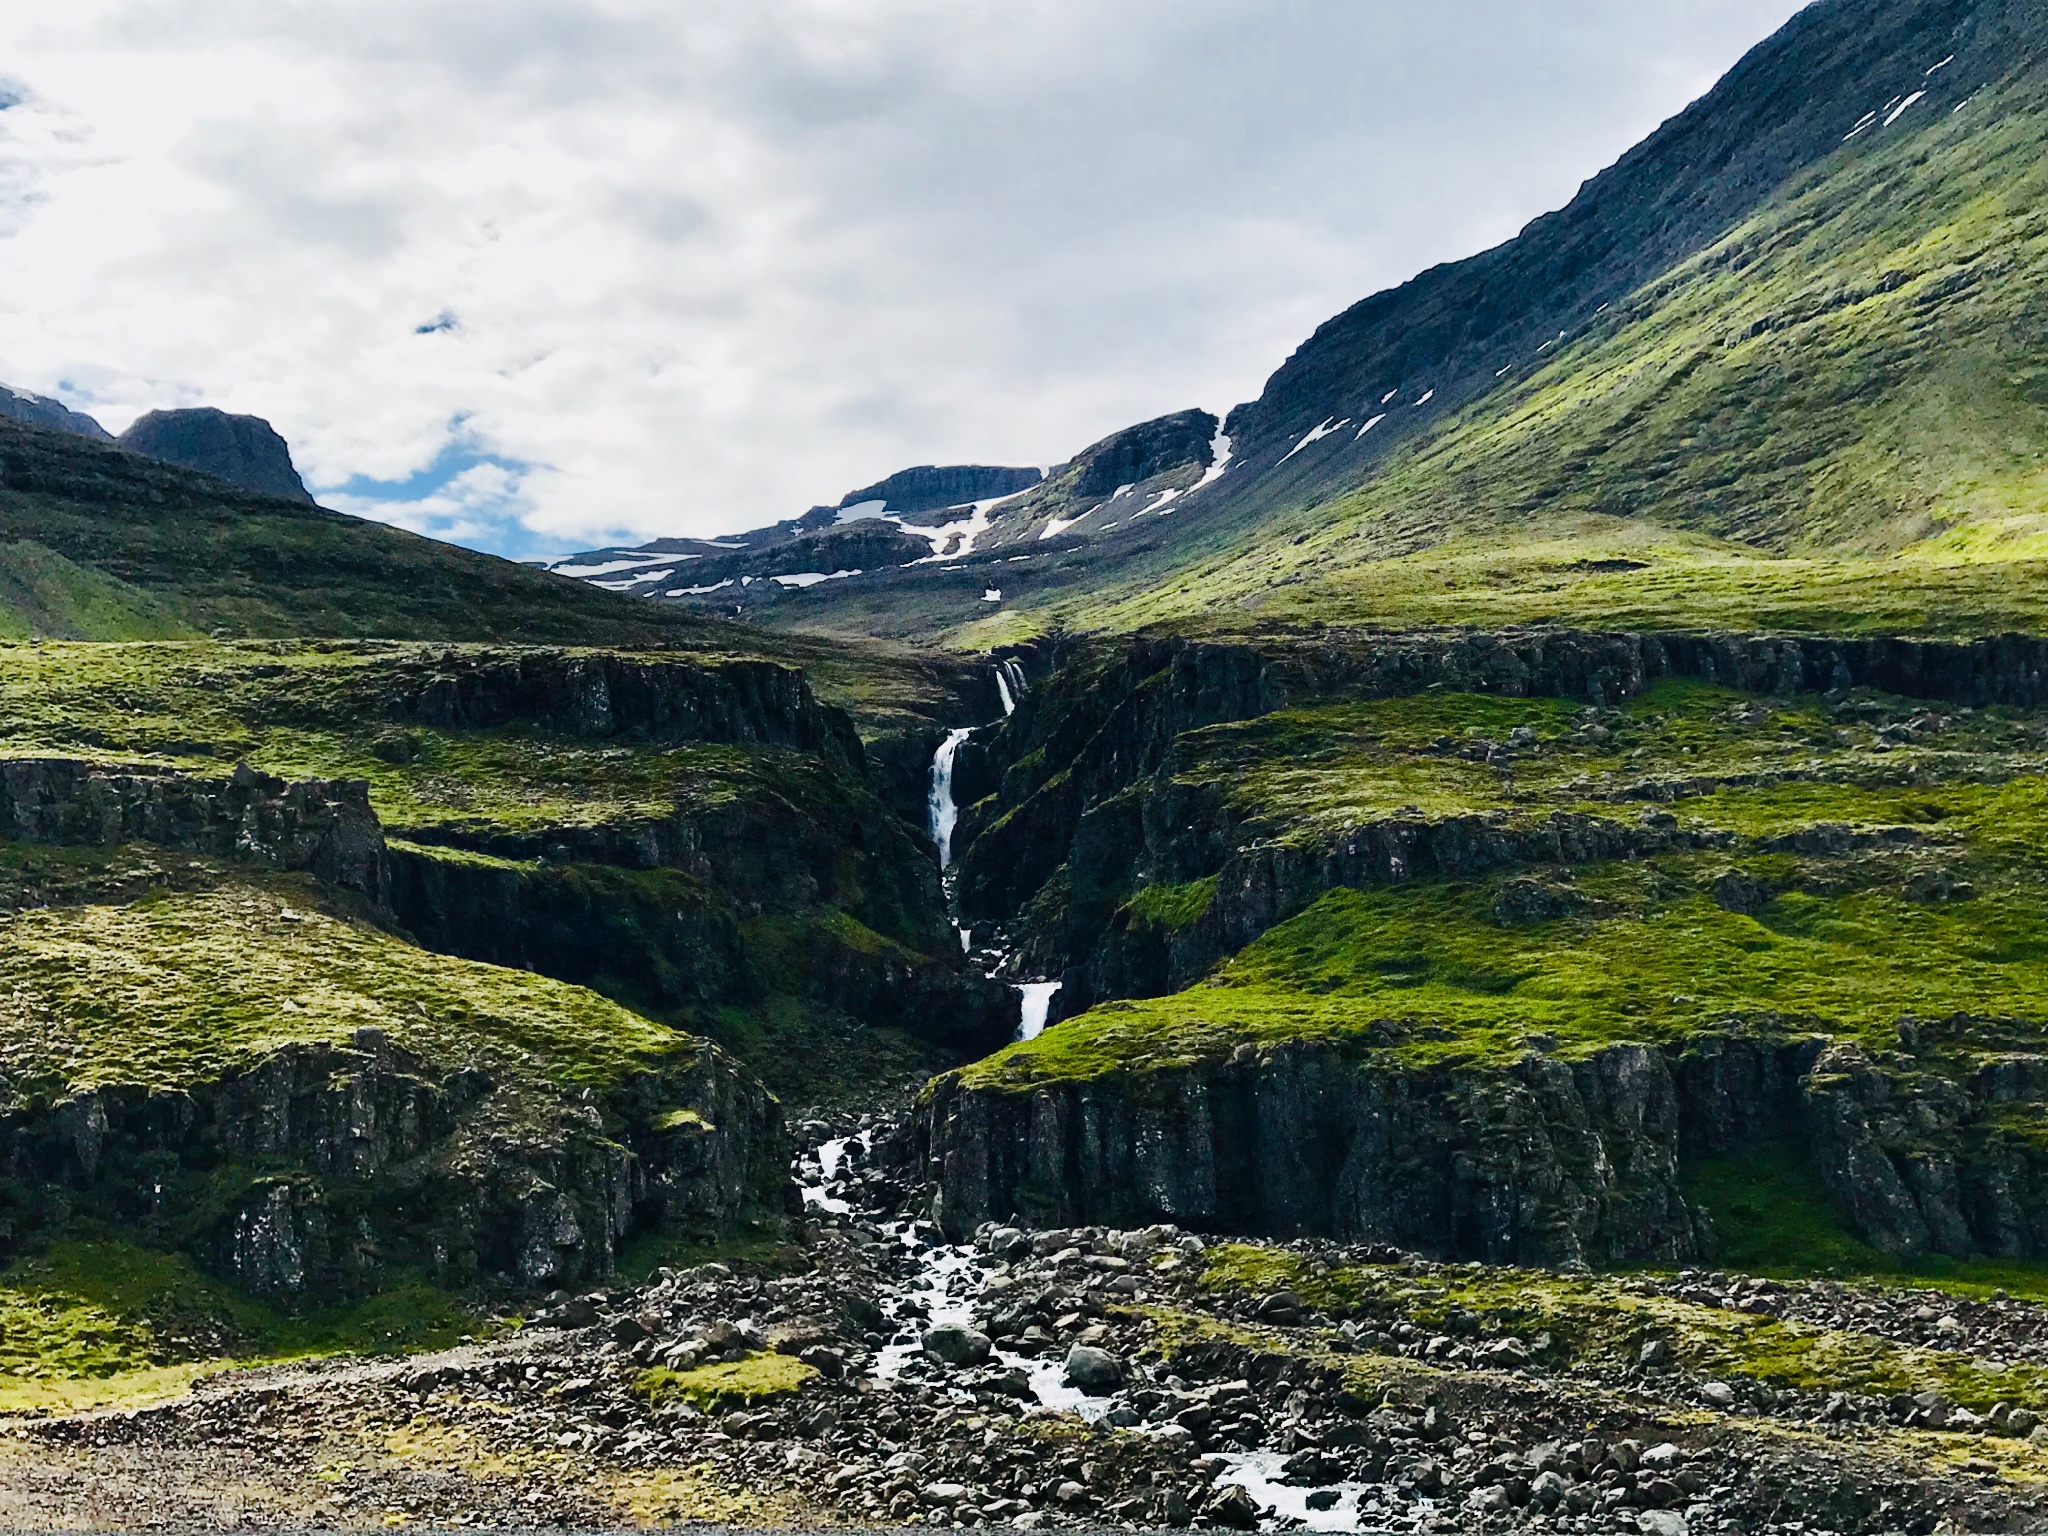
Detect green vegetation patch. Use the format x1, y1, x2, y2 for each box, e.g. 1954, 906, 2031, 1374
0, 1239, 481, 1393
1199, 1243, 2048, 1414
633, 1351, 818, 1413
0, 871, 694, 1108
963, 851, 2048, 1089
1120, 877, 1219, 933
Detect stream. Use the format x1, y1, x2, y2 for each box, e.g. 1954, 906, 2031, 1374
796, 1126, 1410, 1533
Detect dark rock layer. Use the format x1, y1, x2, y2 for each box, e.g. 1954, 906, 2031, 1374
920, 1028, 2048, 1265
117, 407, 314, 503
1, 1033, 780, 1298
0, 757, 389, 905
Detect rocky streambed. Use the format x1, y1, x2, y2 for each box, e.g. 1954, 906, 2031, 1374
12, 1110, 2047, 1533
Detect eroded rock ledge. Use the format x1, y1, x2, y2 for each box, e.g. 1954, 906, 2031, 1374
919, 1027, 2048, 1266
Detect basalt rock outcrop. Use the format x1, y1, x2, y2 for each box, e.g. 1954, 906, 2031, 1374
117, 407, 315, 504
0, 757, 389, 905
956, 627, 2048, 975
0, 1030, 783, 1298
386, 842, 1015, 1058
919, 1026, 2048, 1265
368, 651, 867, 772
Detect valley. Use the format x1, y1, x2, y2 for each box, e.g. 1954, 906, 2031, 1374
5, 0, 2048, 1531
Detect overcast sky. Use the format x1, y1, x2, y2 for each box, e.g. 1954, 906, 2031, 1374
0, 1, 1806, 557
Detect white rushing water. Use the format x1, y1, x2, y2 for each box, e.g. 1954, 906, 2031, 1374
871, 1224, 1111, 1424
1208, 1450, 1421, 1533
994, 658, 1028, 716
1015, 980, 1062, 1040
927, 727, 974, 869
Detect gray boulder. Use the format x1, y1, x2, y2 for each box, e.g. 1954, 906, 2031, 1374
1063, 1343, 1124, 1392
922, 1321, 992, 1366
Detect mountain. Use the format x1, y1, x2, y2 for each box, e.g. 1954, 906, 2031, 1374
0, 384, 110, 441
538, 412, 1225, 636
117, 406, 315, 503
539, 0, 2048, 649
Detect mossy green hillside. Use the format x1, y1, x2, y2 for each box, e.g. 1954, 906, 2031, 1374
0, 868, 692, 1109
978, 684, 2048, 1074
966, 849, 2048, 1091
1198, 1242, 2048, 1415
0, 1241, 483, 1397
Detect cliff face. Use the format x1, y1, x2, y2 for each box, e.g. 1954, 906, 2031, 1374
958, 627, 2048, 1003
920, 1028, 2048, 1266
0, 757, 390, 904
371, 650, 868, 772
116, 408, 315, 504
1, 1031, 780, 1298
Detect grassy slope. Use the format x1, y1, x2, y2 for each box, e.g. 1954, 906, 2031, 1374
1072, 68, 2048, 640
0, 426, 981, 739
0, 1239, 487, 1412
0, 640, 966, 1098
0, 863, 691, 1108
969, 678, 2048, 1091
770, 60, 2048, 651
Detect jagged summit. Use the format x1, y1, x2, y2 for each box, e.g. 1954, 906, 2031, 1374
118, 407, 315, 504
838, 464, 1043, 517
0, 384, 110, 441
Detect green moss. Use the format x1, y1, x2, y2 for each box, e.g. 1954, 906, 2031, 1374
1120, 877, 1218, 933
0, 871, 693, 1109
0, 1240, 483, 1390
633, 1351, 818, 1412
964, 849, 2048, 1090
1199, 1242, 2048, 1412
616, 1229, 811, 1286
1686, 1145, 1887, 1274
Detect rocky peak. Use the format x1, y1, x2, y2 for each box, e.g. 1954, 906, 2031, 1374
117, 407, 315, 504
0, 384, 110, 441
1057, 409, 1217, 499
838, 464, 1044, 517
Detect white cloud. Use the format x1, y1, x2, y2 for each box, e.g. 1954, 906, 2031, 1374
0, 1, 1804, 553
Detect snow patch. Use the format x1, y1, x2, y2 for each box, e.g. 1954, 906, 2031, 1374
1354, 414, 1386, 439
770, 569, 861, 588
835, 500, 890, 524
552, 558, 671, 578
593, 569, 674, 590
1380, 390, 1398, 405
1139, 487, 1182, 516
982, 588, 1002, 602
1926, 55, 1955, 76
1413, 390, 1435, 407
1196, 428, 1234, 488
672, 579, 734, 596
1884, 91, 1926, 127
1278, 418, 1348, 464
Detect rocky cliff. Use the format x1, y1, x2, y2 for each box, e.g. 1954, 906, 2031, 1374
0, 756, 389, 905
957, 627, 2048, 998
117, 407, 315, 504
368, 649, 868, 771
1, 1028, 780, 1299
920, 1025, 2048, 1266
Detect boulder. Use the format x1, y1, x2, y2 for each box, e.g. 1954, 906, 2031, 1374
1063, 1344, 1125, 1392
922, 1322, 993, 1366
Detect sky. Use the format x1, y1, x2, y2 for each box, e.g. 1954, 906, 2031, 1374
0, 1, 1807, 558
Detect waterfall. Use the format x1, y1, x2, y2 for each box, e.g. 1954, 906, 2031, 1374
994, 658, 1028, 717
1015, 980, 1062, 1040
927, 727, 973, 869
